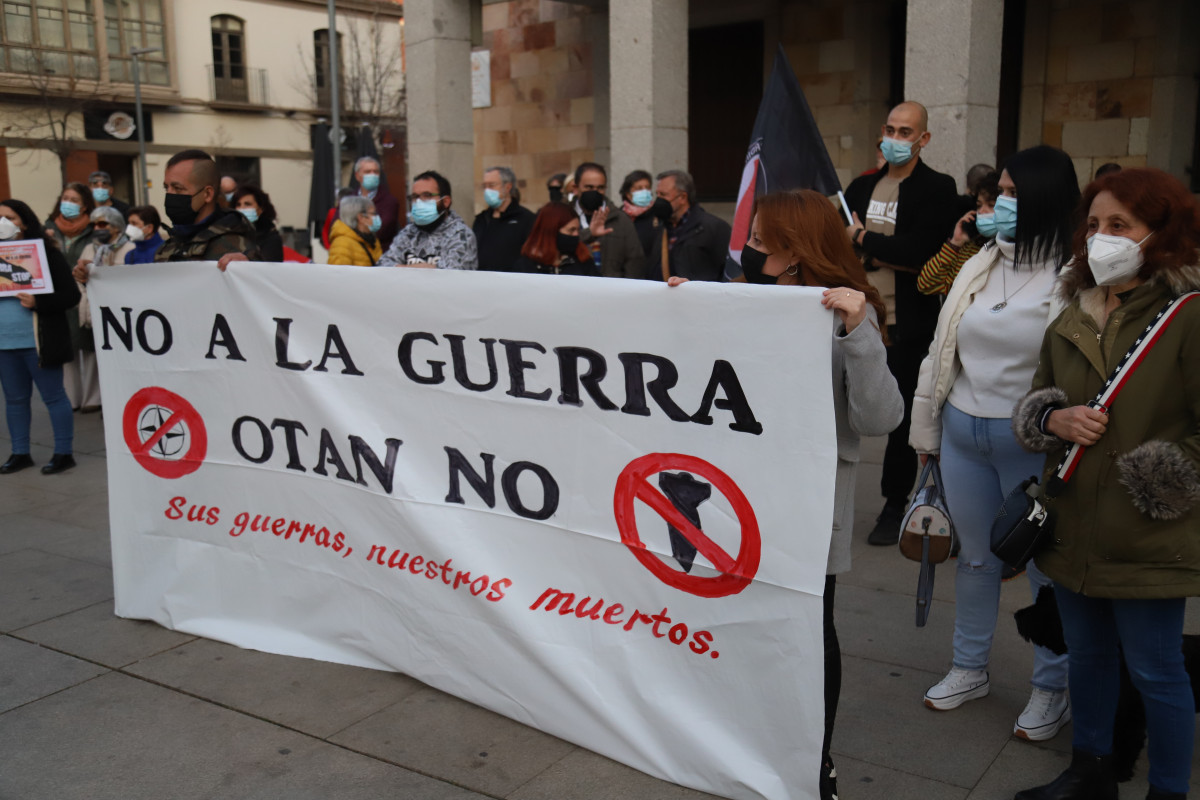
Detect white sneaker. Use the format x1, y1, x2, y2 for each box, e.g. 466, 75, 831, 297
1014, 688, 1071, 741
924, 667, 990, 710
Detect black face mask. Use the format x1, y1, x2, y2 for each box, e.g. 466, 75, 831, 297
578, 190, 605, 214
651, 197, 673, 222
93, 229, 113, 244
740, 244, 778, 285
548, 186, 563, 204
556, 233, 580, 258
164, 191, 201, 226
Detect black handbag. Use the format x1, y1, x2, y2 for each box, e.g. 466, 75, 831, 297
990, 291, 1200, 570
990, 476, 1050, 570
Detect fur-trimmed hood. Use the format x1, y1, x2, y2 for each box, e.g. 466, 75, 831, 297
1056, 255, 1200, 306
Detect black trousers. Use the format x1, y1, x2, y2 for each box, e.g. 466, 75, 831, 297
823, 574, 839, 764
880, 326, 932, 506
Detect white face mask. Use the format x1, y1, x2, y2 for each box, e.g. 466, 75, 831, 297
1087, 232, 1151, 287
125, 223, 146, 242
0, 216, 20, 240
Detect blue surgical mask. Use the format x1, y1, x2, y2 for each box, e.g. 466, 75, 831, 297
369, 214, 382, 233
239, 207, 259, 224
59, 200, 81, 219
880, 137, 915, 167
484, 188, 502, 209
92, 187, 110, 203
993, 195, 1018, 240
974, 212, 998, 239
411, 198, 442, 226
632, 189, 653, 208
362, 173, 380, 191
224, 192, 234, 203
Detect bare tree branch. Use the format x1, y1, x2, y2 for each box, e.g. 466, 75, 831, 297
1, 52, 108, 185
291, 9, 406, 150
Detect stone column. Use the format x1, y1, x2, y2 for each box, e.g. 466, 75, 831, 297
585, 11, 611, 172
1015, 1, 1050, 152
405, 0, 474, 213
608, 0, 688, 188
904, 0, 1004, 191
1146, 0, 1200, 181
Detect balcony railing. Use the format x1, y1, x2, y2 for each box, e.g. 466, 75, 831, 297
205, 65, 269, 107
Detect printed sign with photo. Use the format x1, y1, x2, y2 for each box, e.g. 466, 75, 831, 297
0, 239, 54, 297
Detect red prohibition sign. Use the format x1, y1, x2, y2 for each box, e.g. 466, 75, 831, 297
613, 453, 761, 598
122, 387, 208, 479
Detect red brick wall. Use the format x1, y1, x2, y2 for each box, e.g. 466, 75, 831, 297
65, 149, 100, 186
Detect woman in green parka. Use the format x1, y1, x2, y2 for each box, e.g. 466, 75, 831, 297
1012, 168, 1200, 800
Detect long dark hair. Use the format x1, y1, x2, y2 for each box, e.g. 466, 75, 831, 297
1, 198, 55, 245
1002, 145, 1080, 268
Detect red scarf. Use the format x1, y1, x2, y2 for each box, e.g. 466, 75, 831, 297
53, 213, 90, 239
622, 200, 652, 219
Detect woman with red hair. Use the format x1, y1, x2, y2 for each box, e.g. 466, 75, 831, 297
510, 202, 599, 277
671, 189, 903, 800
1012, 168, 1200, 800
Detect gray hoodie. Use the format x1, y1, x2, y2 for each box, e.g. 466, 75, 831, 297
379, 209, 478, 270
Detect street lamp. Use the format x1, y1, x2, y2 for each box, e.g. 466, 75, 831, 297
327, 0, 340, 200
130, 46, 160, 206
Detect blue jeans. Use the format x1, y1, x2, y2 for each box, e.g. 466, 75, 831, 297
0, 347, 73, 454
1055, 585, 1193, 793
939, 403, 1068, 690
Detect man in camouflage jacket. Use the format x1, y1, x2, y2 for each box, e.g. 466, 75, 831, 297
155, 149, 262, 264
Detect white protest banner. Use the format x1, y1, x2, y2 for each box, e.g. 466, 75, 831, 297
89, 262, 836, 800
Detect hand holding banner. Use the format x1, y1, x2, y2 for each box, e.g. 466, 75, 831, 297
90, 262, 836, 800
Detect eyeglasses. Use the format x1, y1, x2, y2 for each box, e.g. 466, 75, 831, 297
407, 193, 441, 203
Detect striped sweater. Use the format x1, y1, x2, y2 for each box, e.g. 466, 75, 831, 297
917, 240, 981, 295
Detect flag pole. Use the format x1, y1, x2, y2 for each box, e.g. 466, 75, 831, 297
836, 191, 853, 225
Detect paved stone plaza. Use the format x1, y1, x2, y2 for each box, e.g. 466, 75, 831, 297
2, 406, 1197, 799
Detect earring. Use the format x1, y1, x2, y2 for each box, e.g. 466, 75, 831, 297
785, 264, 799, 276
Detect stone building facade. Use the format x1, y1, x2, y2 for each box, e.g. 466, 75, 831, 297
405, 0, 1198, 218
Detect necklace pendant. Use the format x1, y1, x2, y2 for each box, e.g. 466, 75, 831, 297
991, 301, 1007, 312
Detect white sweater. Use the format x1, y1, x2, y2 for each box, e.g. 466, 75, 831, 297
909, 238, 1068, 454
947, 237, 1058, 417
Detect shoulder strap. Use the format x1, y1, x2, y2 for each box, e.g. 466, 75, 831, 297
358, 238, 377, 266
1048, 291, 1200, 494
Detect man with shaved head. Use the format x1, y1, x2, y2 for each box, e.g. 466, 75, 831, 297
843, 101, 959, 546
155, 149, 261, 263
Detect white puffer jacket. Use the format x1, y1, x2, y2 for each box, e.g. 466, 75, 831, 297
909, 241, 1067, 454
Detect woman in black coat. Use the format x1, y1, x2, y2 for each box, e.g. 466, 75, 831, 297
0, 198, 81, 474
231, 184, 284, 262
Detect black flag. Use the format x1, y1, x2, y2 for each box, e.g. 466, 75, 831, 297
307, 122, 336, 236
728, 44, 842, 267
